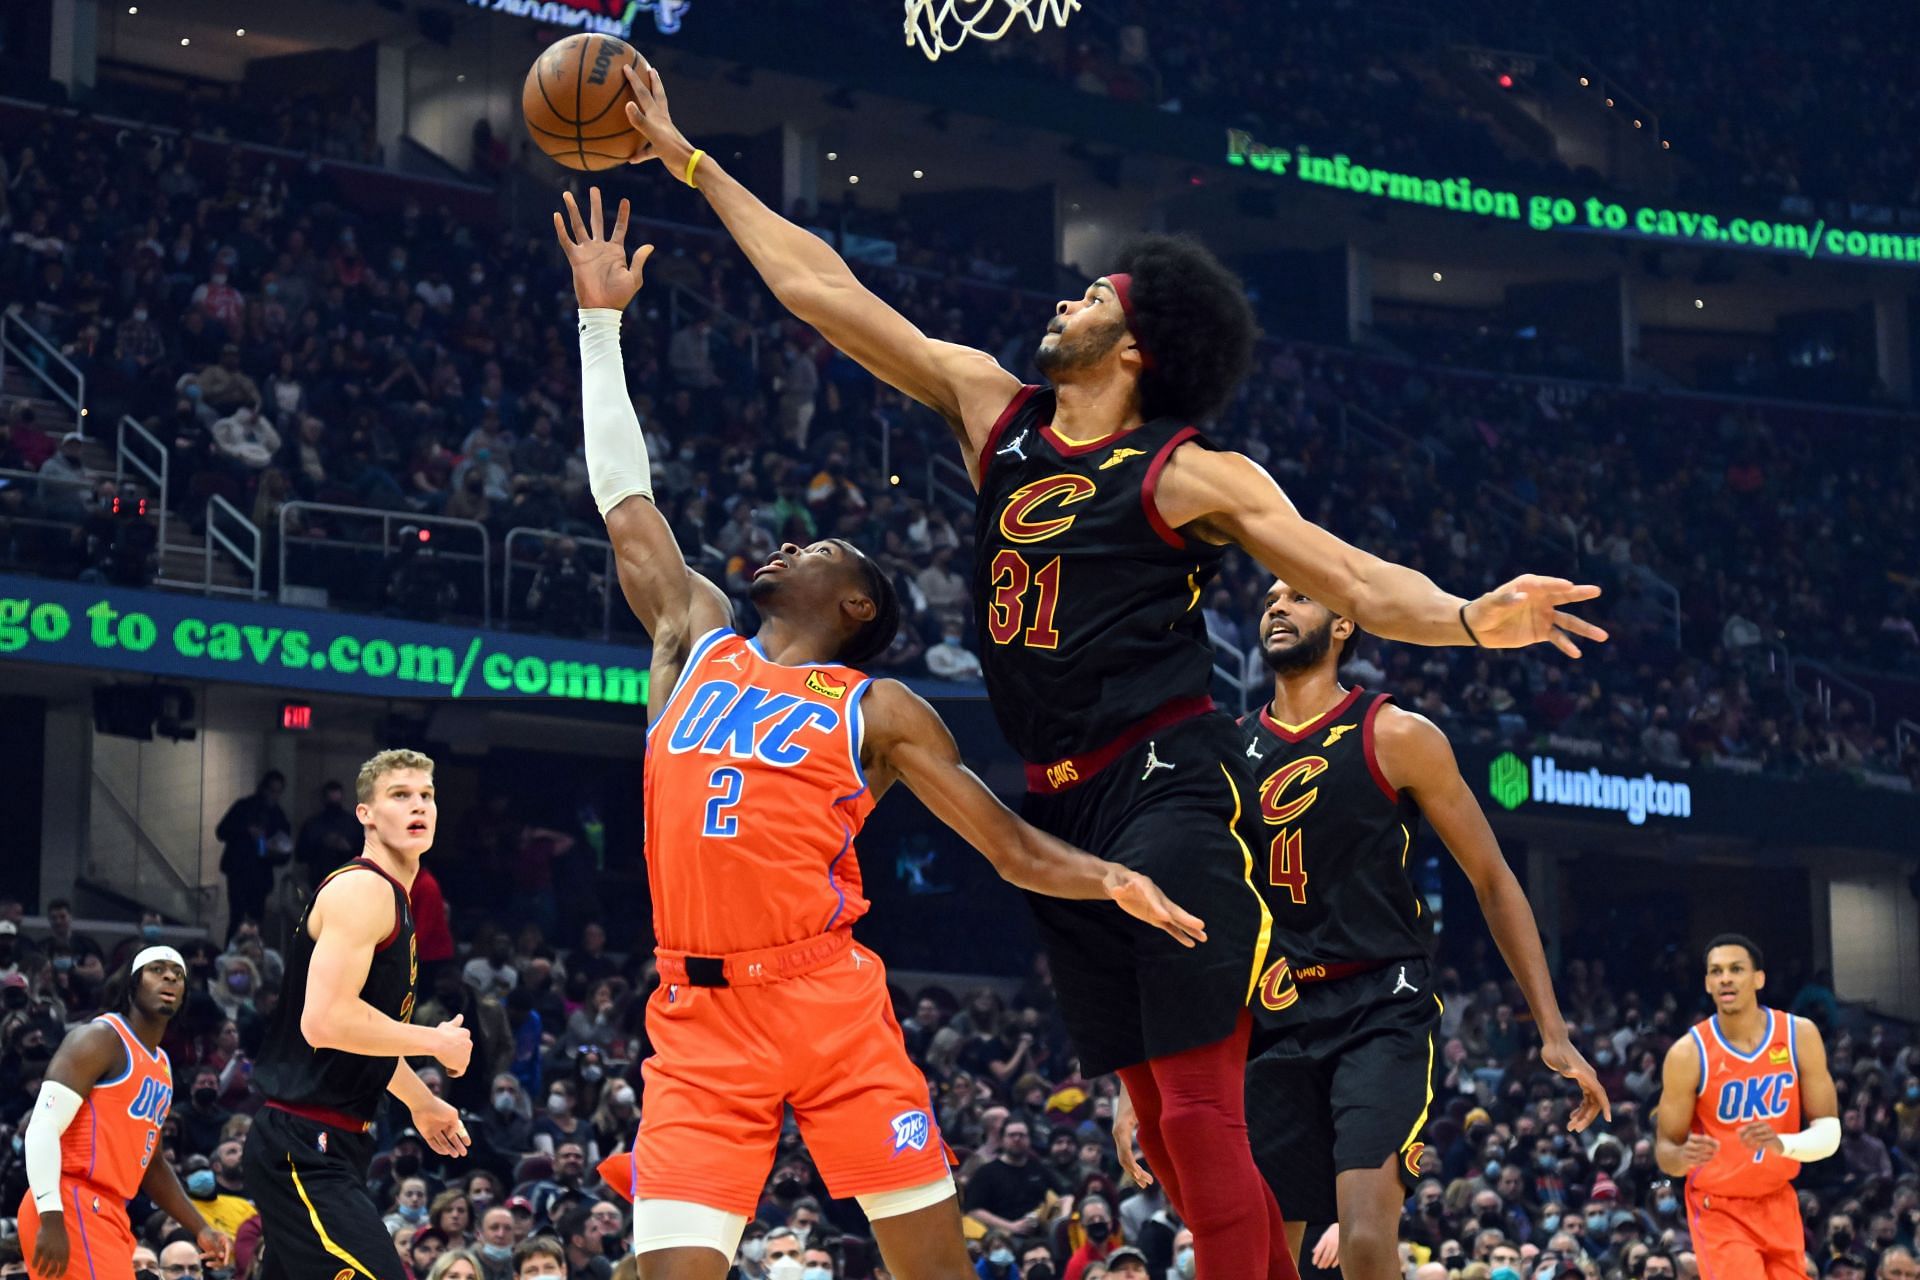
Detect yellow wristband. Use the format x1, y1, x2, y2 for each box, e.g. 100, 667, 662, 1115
682, 149, 705, 188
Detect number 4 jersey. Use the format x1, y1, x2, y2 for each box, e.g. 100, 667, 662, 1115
1238, 689, 1430, 997
644, 631, 877, 955
972, 387, 1225, 766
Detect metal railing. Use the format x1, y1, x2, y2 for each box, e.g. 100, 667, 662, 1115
926, 453, 973, 514
116, 415, 170, 558
501, 526, 618, 640
0, 310, 86, 435
1792, 657, 1878, 730
277, 501, 493, 624
205, 494, 262, 598
1624, 563, 1682, 649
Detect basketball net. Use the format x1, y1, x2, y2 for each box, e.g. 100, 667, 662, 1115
903, 0, 1082, 62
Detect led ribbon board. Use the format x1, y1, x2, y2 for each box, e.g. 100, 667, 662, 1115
0, 575, 649, 707
1227, 129, 1920, 269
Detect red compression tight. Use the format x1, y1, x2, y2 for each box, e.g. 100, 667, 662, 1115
1116, 1011, 1299, 1280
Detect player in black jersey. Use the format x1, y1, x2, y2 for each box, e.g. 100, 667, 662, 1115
243, 749, 473, 1280
1112, 580, 1609, 1280
617, 60, 1607, 1280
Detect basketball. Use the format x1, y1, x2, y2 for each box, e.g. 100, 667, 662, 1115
522, 33, 643, 171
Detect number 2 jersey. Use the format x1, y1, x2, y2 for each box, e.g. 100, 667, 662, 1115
644, 630, 877, 955
53, 1013, 171, 1198
1238, 689, 1429, 1001
972, 386, 1226, 766
1686, 1008, 1803, 1197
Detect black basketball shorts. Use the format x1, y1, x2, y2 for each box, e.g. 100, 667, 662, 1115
1245, 955, 1443, 1225
243, 1104, 405, 1280
1021, 711, 1273, 1077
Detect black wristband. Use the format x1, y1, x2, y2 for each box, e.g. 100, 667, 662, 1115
1459, 602, 1485, 648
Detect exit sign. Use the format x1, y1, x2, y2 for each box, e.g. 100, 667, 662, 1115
279, 701, 314, 731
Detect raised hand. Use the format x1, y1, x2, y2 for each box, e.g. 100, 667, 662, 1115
620, 60, 696, 175
553, 187, 656, 312
1105, 866, 1208, 948
1464, 574, 1609, 658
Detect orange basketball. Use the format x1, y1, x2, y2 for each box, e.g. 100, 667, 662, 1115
522, 33, 643, 171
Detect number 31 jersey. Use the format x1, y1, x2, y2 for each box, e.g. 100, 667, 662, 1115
972, 386, 1226, 765
644, 630, 876, 956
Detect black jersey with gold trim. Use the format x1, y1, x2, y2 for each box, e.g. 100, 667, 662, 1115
1238, 689, 1429, 980
972, 385, 1224, 765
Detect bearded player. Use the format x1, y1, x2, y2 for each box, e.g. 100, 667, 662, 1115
557, 189, 1204, 1279
614, 56, 1608, 1279
19, 949, 229, 1280
1656, 935, 1837, 1280
1119, 581, 1608, 1280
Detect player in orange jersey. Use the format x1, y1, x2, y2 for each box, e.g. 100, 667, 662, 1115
557, 187, 1205, 1280
18, 947, 231, 1279
1655, 934, 1838, 1280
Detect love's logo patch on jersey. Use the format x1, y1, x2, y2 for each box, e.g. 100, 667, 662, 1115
1769, 1047, 1791, 1065
1098, 447, 1147, 470
999, 474, 1098, 544
805, 670, 847, 700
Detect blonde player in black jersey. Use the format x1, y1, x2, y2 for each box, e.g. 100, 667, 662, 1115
1117, 581, 1610, 1280
616, 55, 1607, 1280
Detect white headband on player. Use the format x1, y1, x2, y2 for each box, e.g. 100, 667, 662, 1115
131, 945, 187, 975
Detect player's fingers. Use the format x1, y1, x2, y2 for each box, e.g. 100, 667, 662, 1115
622, 62, 651, 106
649, 64, 670, 110
631, 242, 655, 278
589, 186, 604, 241
611, 197, 630, 248
561, 190, 588, 244
552, 210, 573, 254
448, 1013, 464, 1027
1553, 610, 1610, 643
1549, 628, 1584, 659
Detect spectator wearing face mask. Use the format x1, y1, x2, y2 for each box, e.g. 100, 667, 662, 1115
1064, 1196, 1121, 1280
589, 1076, 638, 1157
178, 1066, 231, 1158
1018, 1245, 1057, 1280
187, 1138, 258, 1239
473, 1206, 517, 1280
384, 1176, 432, 1235
977, 1231, 1020, 1280
758, 1227, 804, 1280
532, 1082, 597, 1161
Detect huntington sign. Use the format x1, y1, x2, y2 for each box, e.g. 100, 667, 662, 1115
1487, 751, 1692, 826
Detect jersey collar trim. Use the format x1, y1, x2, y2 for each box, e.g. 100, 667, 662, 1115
100, 1012, 164, 1065
1709, 1007, 1774, 1062
1041, 423, 1124, 457
1259, 686, 1365, 744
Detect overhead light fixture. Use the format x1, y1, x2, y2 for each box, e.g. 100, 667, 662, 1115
1604, 97, 1614, 107
848, 175, 860, 185
1633, 119, 1642, 129
1661, 140, 1672, 150
1432, 271, 1443, 282
180, 36, 190, 45
1578, 76, 1589, 86
825, 151, 837, 161
1694, 298, 1704, 309
127, 5, 137, 12
912, 169, 924, 179
235, 27, 245, 35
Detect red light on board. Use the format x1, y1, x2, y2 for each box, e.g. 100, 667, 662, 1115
279, 701, 313, 731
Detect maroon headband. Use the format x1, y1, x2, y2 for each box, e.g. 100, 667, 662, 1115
1104, 273, 1155, 371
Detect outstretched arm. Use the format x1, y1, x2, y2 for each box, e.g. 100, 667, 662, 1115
1155, 446, 1608, 656
860, 679, 1206, 946
556, 188, 732, 678
1376, 706, 1608, 1129
619, 60, 1020, 481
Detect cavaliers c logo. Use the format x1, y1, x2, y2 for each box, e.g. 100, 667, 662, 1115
1257, 957, 1300, 1012
999, 474, 1097, 544
1259, 756, 1329, 826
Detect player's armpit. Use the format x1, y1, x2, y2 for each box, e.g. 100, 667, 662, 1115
862, 681, 1206, 945
41, 1021, 127, 1096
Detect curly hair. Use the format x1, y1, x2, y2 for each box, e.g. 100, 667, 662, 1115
836, 542, 901, 667
1110, 234, 1258, 424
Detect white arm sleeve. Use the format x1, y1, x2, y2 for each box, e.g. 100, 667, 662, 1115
1777, 1114, 1840, 1162
578, 308, 655, 516
26, 1080, 84, 1213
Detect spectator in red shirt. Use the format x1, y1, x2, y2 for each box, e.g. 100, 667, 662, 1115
411, 862, 455, 970
1063, 1196, 1120, 1280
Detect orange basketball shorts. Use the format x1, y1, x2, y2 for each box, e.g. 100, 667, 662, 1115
1687, 1182, 1806, 1280
633, 942, 950, 1215
19, 1182, 140, 1280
